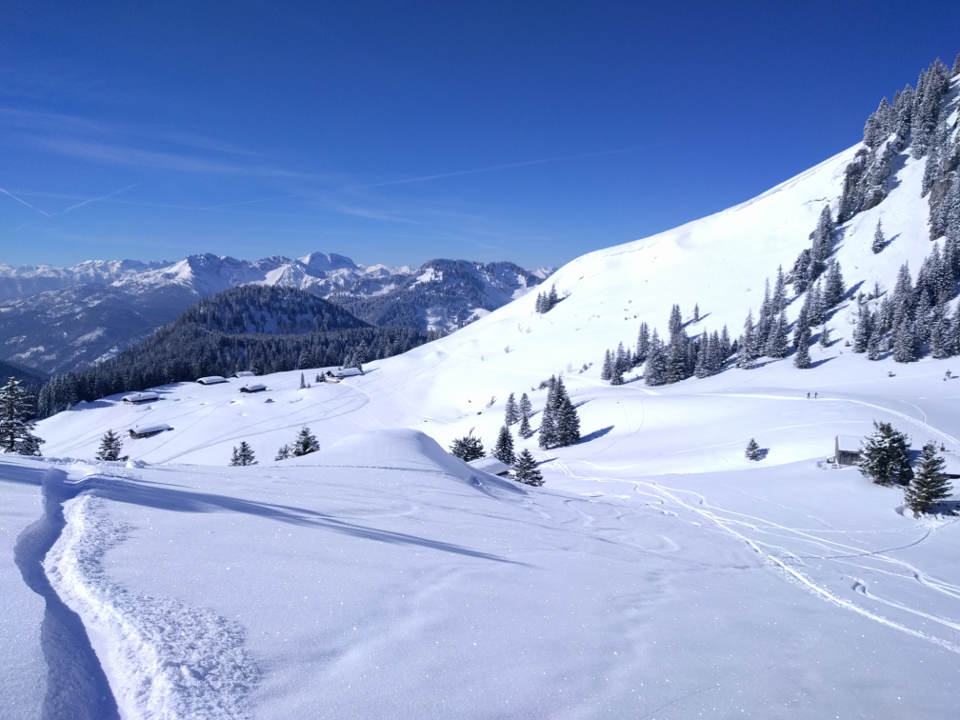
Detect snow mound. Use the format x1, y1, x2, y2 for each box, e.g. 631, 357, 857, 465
292, 428, 525, 496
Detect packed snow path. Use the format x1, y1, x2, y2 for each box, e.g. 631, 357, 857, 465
11, 467, 119, 720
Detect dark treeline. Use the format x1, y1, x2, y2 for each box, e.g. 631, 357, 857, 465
178, 285, 369, 334
37, 324, 428, 417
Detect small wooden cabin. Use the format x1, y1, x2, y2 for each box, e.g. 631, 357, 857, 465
833, 436, 860, 467
128, 423, 172, 439
196, 375, 228, 385
235, 370, 255, 378
332, 367, 364, 379
122, 391, 160, 404
239, 383, 266, 393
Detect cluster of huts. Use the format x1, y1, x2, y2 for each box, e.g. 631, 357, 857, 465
120, 367, 362, 440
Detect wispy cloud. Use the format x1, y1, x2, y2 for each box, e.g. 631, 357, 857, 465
62, 183, 141, 213
33, 137, 325, 180
0, 186, 51, 216
1, 107, 325, 180
354, 144, 649, 189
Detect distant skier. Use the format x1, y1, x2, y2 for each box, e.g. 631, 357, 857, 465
814, 392, 818, 398
806, 392, 810, 399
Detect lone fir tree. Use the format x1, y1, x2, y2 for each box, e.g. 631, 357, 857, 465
858, 421, 913, 485
872, 220, 886, 254
493, 425, 515, 465
292, 427, 320, 456
745, 438, 762, 461
230, 441, 257, 466
274, 444, 292, 461
95, 430, 124, 461
904, 442, 952, 515
513, 449, 544, 486
450, 434, 485, 461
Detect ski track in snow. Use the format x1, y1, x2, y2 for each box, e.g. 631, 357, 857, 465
636, 478, 960, 656
45, 485, 262, 720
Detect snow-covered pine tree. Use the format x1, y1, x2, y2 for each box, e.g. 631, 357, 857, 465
756, 280, 773, 348
853, 301, 872, 353
737, 312, 756, 369
550, 379, 581, 447
823, 261, 845, 308
893, 318, 917, 363
858, 421, 913, 485
693, 303, 700, 322
450, 434, 485, 461
635, 322, 650, 365
694, 333, 710, 378
668, 304, 683, 342
0, 377, 43, 455
505, 393, 519, 425
513, 449, 543, 486
547, 284, 559, 310
601, 350, 613, 381
275, 444, 292, 461
299, 373, 306, 389
519, 392, 532, 417
794, 328, 812, 369
810, 205, 835, 264
772, 266, 787, 314
292, 427, 320, 456
867, 330, 882, 360
230, 441, 256, 466
793, 304, 810, 349
764, 311, 789, 359
493, 425, 516, 464
518, 412, 533, 439
819, 324, 831, 348
872, 220, 886, 254
745, 438, 762, 461
707, 332, 723, 374
95, 430, 123, 461
538, 409, 556, 449
930, 306, 953, 358
904, 441, 952, 515
644, 337, 668, 385
807, 282, 825, 326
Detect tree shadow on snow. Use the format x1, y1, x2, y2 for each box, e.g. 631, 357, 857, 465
83, 473, 522, 565
808, 356, 836, 369
579, 426, 614, 444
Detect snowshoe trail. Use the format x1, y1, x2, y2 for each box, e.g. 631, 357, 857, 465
44, 490, 262, 720
13, 468, 120, 720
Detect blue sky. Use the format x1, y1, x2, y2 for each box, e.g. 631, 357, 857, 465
2, 1, 959, 270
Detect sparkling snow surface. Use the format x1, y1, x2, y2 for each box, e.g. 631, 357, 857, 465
5, 110, 960, 717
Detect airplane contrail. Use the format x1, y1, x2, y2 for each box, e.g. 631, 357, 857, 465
0, 187, 52, 217
62, 183, 141, 213
355, 144, 650, 189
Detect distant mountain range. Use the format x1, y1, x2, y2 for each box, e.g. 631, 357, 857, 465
0, 252, 549, 375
